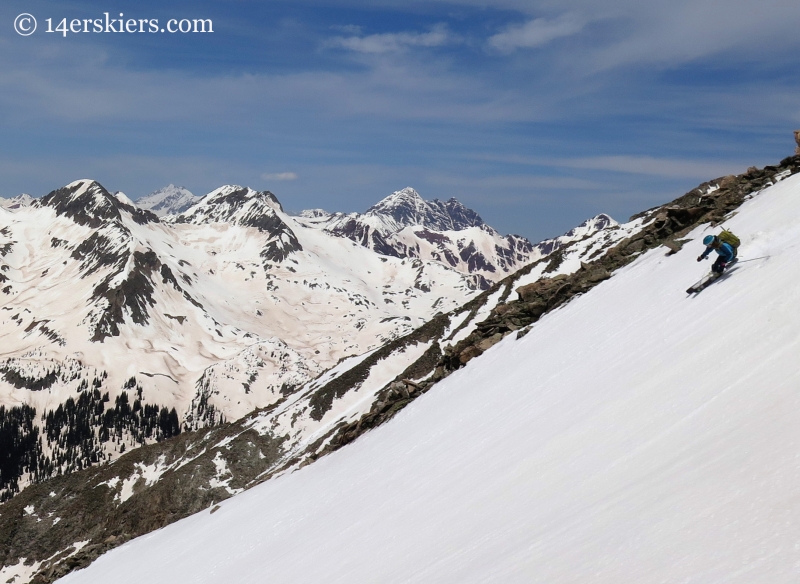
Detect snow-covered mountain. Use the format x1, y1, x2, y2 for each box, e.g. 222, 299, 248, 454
0, 194, 33, 211
0, 179, 478, 500
296, 187, 613, 288
135, 185, 200, 217
34, 160, 800, 584
359, 186, 485, 232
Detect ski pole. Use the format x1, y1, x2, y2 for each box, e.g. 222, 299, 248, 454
736, 255, 770, 263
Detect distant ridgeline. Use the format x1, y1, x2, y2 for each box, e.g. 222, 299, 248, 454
0, 375, 181, 502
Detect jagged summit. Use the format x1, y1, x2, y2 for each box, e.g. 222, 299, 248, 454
39, 180, 117, 226
298, 208, 331, 219
565, 213, 617, 237
364, 187, 485, 235
136, 185, 200, 217
531, 213, 619, 256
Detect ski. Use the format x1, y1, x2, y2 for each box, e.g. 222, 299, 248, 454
686, 259, 739, 294
686, 272, 720, 294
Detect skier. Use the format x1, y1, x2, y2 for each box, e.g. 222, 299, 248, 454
697, 231, 739, 274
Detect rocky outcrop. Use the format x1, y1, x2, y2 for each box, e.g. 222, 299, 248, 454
364, 188, 485, 233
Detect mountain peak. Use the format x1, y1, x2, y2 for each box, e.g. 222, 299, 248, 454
298, 208, 331, 219
136, 185, 199, 217
38, 180, 122, 227
365, 187, 485, 234
367, 187, 424, 217
37, 179, 158, 228
0, 193, 34, 211
192, 185, 284, 216
173, 185, 302, 261
114, 191, 135, 206
375, 186, 424, 205
563, 213, 618, 238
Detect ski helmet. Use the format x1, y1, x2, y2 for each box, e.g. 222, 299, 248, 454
702, 235, 717, 247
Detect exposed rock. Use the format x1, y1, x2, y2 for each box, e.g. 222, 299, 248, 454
300, 188, 614, 286
477, 333, 504, 352
459, 345, 483, 364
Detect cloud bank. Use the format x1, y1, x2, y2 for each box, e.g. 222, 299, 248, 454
488, 14, 586, 52
261, 172, 299, 181
327, 24, 453, 54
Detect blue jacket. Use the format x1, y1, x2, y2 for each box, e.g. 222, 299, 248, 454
700, 242, 736, 262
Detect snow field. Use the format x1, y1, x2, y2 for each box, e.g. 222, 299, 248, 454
60, 175, 800, 583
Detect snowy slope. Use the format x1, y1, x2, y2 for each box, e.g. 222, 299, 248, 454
2, 178, 620, 507
57, 173, 800, 584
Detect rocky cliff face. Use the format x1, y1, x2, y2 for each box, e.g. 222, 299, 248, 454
363, 188, 485, 232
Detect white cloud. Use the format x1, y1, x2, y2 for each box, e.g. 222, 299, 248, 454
558, 155, 747, 179
478, 153, 747, 180
488, 13, 586, 52
326, 24, 452, 53
261, 172, 298, 181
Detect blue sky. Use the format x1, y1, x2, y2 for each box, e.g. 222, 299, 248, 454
2, 0, 800, 241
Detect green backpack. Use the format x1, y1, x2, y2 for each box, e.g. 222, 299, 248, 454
718, 229, 740, 249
